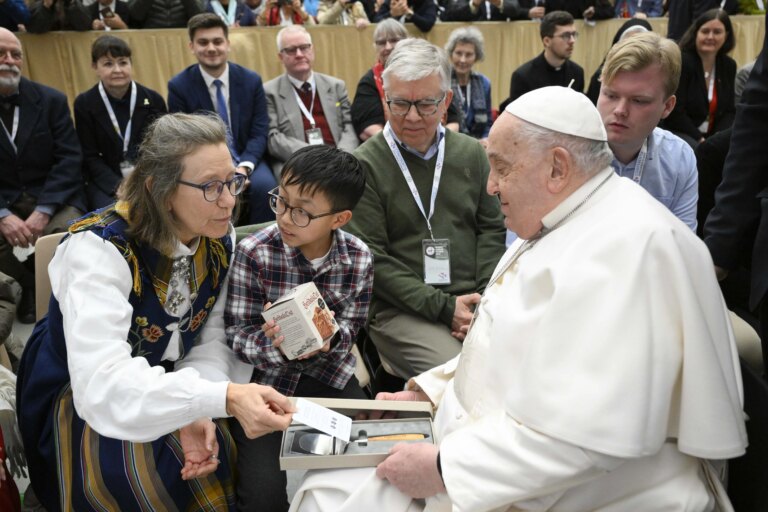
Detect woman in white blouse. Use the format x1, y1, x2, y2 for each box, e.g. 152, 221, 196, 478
16, 113, 294, 512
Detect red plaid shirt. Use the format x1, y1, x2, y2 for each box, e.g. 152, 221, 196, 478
225, 224, 373, 395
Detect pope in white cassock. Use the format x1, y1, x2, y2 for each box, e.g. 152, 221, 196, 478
288, 86, 748, 511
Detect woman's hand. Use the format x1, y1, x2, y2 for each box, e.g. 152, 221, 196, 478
226, 383, 295, 439
179, 418, 220, 480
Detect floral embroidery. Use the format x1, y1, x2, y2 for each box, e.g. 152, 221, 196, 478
190, 310, 208, 332
206, 296, 216, 309
129, 316, 165, 357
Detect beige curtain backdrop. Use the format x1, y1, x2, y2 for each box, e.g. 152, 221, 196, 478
17, 16, 765, 111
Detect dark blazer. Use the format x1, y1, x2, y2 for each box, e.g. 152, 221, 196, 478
444, 0, 526, 21
662, 50, 736, 142
500, 52, 584, 111
87, 0, 130, 25
74, 82, 166, 209
167, 62, 268, 169
0, 77, 84, 213
373, 0, 436, 32
705, 11, 768, 310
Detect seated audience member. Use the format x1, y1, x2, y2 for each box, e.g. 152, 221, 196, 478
347, 39, 506, 380
17, 113, 295, 512
290, 85, 747, 512
587, 19, 652, 104
128, 0, 202, 28
75, 36, 166, 210
597, 32, 698, 231
265, 25, 358, 179
317, 0, 369, 27
704, 12, 768, 371
519, 0, 613, 21
0, 28, 84, 324
614, 0, 662, 18
0, 0, 29, 31
244, 0, 266, 16
351, 20, 461, 141
89, 0, 130, 30
374, 0, 436, 32
169, 13, 276, 223
26, 0, 90, 32
667, 0, 737, 41
443, 0, 527, 22
226, 145, 371, 512
499, 11, 584, 111
734, 59, 755, 104
257, 0, 316, 25
662, 8, 736, 147
206, 0, 256, 25
445, 26, 492, 139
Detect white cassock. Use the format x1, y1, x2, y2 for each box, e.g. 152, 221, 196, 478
290, 167, 747, 512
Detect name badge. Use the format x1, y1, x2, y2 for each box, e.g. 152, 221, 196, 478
306, 128, 324, 146
119, 160, 135, 178
474, 112, 488, 124
423, 238, 451, 285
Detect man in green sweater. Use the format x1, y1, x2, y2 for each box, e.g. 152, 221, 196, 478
347, 38, 506, 380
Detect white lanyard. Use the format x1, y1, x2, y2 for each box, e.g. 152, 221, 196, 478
1, 106, 19, 152
211, 0, 237, 25
484, 0, 491, 19
383, 123, 445, 239
98, 81, 137, 156
631, 137, 649, 184
707, 65, 716, 102
456, 81, 471, 110
292, 85, 317, 128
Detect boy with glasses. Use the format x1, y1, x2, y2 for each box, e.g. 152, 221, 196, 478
225, 145, 372, 512
499, 10, 584, 110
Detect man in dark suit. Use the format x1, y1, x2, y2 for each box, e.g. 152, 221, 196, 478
168, 13, 275, 224
0, 27, 85, 323
88, 0, 130, 30
704, 11, 768, 372
75, 35, 166, 210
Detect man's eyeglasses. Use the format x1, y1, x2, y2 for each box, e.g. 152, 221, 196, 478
178, 174, 246, 202
385, 93, 446, 118
280, 43, 312, 56
553, 31, 579, 41
375, 37, 403, 47
268, 188, 339, 227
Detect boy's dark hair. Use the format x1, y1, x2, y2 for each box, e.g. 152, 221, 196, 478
540, 11, 574, 39
679, 8, 734, 56
91, 35, 131, 64
187, 13, 229, 41
280, 146, 366, 212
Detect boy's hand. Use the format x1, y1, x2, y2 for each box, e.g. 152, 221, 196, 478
261, 302, 286, 348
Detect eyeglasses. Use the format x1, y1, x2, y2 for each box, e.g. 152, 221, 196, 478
268, 188, 338, 227
385, 93, 446, 117
553, 31, 579, 41
375, 37, 403, 47
280, 43, 312, 56
178, 174, 246, 202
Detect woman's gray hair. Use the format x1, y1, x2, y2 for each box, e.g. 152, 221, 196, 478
515, 118, 614, 176
382, 38, 451, 92
373, 18, 409, 45
117, 113, 230, 256
444, 26, 485, 61
276, 25, 312, 52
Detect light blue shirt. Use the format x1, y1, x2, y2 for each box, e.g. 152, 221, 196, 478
610, 127, 698, 231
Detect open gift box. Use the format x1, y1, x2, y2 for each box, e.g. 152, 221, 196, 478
280, 397, 435, 470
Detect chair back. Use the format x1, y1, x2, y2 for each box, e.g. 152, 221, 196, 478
34, 232, 66, 321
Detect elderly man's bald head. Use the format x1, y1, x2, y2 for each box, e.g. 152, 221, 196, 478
0, 27, 23, 95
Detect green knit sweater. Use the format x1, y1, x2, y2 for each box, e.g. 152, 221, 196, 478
348, 129, 506, 327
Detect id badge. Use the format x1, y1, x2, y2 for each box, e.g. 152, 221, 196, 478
119, 160, 135, 178
474, 112, 488, 124
423, 239, 451, 285
306, 128, 324, 145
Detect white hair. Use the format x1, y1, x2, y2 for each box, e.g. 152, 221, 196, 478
382, 38, 451, 92
276, 25, 312, 51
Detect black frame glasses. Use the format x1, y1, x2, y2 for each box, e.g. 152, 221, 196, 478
178, 174, 246, 202
553, 31, 579, 41
280, 43, 312, 56
268, 188, 339, 228
385, 93, 446, 118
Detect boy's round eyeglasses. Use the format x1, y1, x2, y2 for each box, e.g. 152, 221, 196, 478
268, 188, 339, 227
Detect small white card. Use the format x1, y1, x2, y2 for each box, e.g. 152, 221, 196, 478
293, 398, 352, 442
